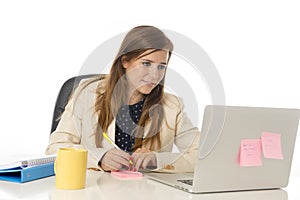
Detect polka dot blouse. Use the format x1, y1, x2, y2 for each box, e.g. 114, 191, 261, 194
115, 98, 145, 153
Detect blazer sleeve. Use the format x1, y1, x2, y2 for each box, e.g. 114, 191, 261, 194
153, 96, 200, 173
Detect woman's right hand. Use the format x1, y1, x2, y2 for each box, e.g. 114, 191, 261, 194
100, 148, 132, 171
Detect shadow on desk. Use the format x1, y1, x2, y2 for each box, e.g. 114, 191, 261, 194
0, 176, 55, 199
96, 172, 288, 200
0, 170, 290, 200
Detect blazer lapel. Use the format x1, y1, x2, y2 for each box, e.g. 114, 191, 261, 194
107, 118, 116, 142
143, 122, 151, 139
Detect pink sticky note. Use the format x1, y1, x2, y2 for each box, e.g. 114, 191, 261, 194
240, 139, 262, 167
111, 170, 143, 179
261, 132, 284, 160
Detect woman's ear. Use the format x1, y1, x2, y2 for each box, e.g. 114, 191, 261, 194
121, 56, 129, 69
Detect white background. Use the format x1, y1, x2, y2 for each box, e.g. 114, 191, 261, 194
0, 0, 299, 179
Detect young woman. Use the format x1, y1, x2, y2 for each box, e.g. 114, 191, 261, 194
46, 26, 200, 173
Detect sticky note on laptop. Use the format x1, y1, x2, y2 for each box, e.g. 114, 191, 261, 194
261, 132, 284, 160
111, 170, 143, 179
239, 139, 262, 167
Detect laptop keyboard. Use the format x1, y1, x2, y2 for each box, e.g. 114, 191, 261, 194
177, 179, 193, 186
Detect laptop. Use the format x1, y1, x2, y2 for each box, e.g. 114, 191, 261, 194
147, 105, 300, 193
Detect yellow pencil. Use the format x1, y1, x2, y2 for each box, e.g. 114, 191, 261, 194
102, 132, 133, 165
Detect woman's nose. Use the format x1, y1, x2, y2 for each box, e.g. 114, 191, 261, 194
147, 65, 163, 79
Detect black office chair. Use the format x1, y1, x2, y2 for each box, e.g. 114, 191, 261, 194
50, 74, 105, 133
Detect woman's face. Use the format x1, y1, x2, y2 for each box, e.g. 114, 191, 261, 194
122, 49, 169, 96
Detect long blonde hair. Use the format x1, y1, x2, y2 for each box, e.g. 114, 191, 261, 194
95, 26, 174, 151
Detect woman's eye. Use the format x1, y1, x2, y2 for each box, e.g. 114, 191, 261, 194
158, 65, 167, 70
142, 62, 151, 67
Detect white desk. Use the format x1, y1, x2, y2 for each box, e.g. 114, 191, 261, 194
0, 170, 299, 200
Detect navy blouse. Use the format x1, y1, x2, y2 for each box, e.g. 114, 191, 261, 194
115, 98, 145, 153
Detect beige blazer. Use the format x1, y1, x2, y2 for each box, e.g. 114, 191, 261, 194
45, 78, 200, 173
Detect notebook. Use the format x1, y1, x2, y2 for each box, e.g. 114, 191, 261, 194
147, 105, 300, 193
0, 155, 56, 183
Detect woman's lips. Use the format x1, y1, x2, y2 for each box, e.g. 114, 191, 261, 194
141, 80, 156, 87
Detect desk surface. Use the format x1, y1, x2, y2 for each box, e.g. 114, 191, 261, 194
0, 170, 299, 200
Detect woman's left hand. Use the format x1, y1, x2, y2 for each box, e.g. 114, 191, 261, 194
132, 148, 157, 170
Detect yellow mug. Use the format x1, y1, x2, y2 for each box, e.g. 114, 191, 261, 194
55, 148, 88, 190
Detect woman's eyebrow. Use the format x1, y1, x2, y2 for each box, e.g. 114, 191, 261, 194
141, 58, 167, 65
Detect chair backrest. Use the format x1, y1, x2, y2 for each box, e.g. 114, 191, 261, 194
50, 74, 104, 133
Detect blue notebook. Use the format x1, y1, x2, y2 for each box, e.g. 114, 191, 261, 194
0, 162, 55, 183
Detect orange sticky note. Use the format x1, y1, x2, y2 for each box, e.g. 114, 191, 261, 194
111, 170, 143, 179
261, 132, 284, 160
240, 139, 262, 167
